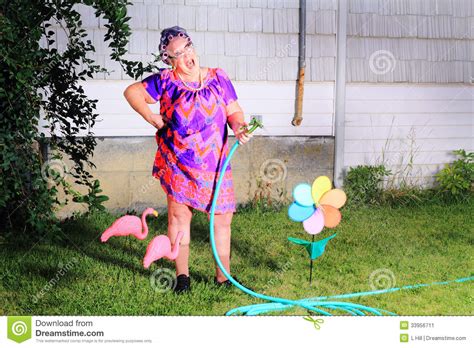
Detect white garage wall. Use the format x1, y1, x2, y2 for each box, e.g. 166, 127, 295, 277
344, 84, 474, 186
40, 80, 473, 188
37, 0, 474, 188
38, 79, 335, 137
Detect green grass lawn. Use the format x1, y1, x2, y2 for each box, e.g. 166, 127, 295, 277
1, 200, 473, 316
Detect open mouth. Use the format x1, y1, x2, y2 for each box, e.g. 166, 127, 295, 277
185, 58, 195, 69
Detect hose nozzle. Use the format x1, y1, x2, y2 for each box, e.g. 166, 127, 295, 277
240, 117, 264, 134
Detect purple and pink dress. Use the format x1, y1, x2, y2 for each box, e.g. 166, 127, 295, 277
141, 67, 237, 214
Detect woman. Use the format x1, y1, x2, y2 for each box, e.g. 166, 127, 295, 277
124, 26, 252, 293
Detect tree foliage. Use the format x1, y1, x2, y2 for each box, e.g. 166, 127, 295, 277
0, 0, 156, 241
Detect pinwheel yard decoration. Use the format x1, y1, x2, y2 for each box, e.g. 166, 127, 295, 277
288, 176, 347, 284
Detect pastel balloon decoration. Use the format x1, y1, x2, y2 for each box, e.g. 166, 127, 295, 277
287, 175, 348, 284
302, 208, 325, 235
288, 202, 315, 222
311, 176, 332, 203
293, 183, 314, 207
319, 188, 347, 209
321, 204, 341, 228
288, 175, 347, 232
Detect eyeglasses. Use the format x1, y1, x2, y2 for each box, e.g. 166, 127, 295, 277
167, 42, 194, 60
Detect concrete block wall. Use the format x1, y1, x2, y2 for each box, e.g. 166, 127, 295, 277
55, 136, 335, 217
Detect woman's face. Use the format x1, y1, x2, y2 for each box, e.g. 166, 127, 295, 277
166, 36, 198, 75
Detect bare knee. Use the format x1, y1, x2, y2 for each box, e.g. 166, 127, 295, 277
214, 212, 233, 230
167, 200, 193, 226
169, 210, 192, 225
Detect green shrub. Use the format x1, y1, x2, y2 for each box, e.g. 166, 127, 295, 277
1, 1, 155, 241
434, 149, 473, 202
344, 165, 392, 205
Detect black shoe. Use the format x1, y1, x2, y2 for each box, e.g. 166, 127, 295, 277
214, 276, 248, 290
174, 274, 191, 294
214, 277, 233, 288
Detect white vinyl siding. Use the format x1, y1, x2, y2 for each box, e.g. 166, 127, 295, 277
41, 80, 335, 137
344, 84, 473, 186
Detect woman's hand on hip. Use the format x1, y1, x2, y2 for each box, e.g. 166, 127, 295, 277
232, 121, 253, 145
147, 113, 167, 130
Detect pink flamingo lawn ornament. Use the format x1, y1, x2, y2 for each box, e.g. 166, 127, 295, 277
143, 231, 184, 269
100, 207, 159, 242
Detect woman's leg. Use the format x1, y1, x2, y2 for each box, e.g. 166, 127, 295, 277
210, 212, 233, 282
167, 196, 193, 276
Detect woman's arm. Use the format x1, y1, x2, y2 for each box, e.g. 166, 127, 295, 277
123, 82, 166, 130
226, 101, 252, 145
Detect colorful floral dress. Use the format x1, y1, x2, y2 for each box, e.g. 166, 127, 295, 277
141, 67, 237, 214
